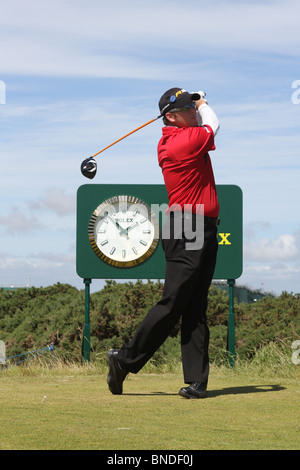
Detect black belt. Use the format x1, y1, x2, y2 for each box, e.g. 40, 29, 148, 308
171, 212, 220, 226
204, 216, 220, 226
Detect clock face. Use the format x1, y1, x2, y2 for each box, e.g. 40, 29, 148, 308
88, 195, 159, 268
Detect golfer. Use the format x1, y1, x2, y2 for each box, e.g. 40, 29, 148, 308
107, 88, 220, 398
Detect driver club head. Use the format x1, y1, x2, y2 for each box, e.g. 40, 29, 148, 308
81, 157, 97, 179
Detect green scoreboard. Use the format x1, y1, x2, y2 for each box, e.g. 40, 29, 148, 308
76, 184, 243, 281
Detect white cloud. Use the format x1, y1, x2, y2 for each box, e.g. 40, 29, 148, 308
244, 234, 298, 262
1, 0, 300, 295
1, 0, 300, 78
36, 188, 75, 216
0, 209, 42, 235
240, 261, 300, 295
0, 250, 78, 288
243, 221, 271, 241
28, 251, 76, 266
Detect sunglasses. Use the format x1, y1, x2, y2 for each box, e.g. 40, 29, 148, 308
170, 103, 196, 113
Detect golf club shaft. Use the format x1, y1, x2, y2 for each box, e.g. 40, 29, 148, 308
91, 116, 161, 158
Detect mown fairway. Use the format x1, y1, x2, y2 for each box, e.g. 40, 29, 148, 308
0, 369, 299, 450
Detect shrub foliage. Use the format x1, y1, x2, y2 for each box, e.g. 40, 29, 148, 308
0, 281, 299, 364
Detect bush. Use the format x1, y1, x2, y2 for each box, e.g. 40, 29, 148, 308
0, 282, 299, 366
234, 292, 300, 359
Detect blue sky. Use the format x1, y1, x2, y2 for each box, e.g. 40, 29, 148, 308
0, 0, 300, 295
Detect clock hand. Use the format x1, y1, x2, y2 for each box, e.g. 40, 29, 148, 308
106, 214, 122, 231
106, 214, 129, 238
122, 222, 139, 236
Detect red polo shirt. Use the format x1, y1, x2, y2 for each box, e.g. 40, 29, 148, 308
157, 124, 219, 218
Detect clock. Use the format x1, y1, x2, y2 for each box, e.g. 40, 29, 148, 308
88, 195, 159, 268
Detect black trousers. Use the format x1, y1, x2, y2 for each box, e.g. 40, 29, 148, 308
118, 216, 218, 384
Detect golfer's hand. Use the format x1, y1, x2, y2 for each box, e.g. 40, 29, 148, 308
195, 97, 208, 109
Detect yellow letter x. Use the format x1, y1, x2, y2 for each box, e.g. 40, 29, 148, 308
219, 233, 231, 245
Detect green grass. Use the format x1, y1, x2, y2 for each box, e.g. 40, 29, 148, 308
0, 349, 299, 450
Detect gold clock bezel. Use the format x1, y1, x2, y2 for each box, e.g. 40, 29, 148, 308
88, 195, 159, 268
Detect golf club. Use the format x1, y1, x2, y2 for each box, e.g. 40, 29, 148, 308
80, 115, 162, 179
80, 90, 206, 179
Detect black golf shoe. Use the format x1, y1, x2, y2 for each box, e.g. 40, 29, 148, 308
179, 382, 207, 399
106, 349, 128, 395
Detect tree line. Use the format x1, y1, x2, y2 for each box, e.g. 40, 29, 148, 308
0, 281, 299, 364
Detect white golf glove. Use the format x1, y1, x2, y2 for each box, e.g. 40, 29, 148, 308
192, 90, 207, 103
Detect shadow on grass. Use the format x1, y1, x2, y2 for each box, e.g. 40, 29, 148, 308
123, 384, 285, 397
207, 384, 286, 398
123, 392, 178, 396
